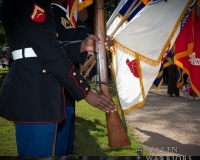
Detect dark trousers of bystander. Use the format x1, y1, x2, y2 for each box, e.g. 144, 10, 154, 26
167, 64, 180, 97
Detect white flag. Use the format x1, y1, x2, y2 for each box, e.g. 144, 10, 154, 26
111, 0, 192, 113
107, 0, 149, 36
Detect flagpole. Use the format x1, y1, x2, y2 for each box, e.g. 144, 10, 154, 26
106, 0, 127, 30
110, 0, 141, 37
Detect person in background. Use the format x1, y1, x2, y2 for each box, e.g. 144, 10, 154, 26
185, 76, 195, 100
163, 66, 168, 85
51, 0, 113, 155
167, 50, 180, 97
0, 0, 116, 156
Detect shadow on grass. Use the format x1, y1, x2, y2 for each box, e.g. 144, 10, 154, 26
74, 116, 108, 156
74, 116, 147, 156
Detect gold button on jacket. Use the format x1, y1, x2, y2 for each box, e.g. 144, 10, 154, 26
43, 69, 46, 73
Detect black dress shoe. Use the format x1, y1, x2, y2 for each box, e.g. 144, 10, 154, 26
169, 94, 173, 97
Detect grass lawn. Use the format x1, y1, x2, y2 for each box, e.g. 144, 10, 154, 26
0, 76, 149, 156
0, 67, 9, 87
0, 118, 17, 156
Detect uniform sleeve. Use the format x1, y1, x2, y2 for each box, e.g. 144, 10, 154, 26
12, 0, 91, 101
62, 41, 87, 65
53, 9, 90, 65
54, 12, 90, 42
76, 19, 91, 38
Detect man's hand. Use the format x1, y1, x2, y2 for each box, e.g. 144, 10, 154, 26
80, 34, 101, 53
81, 34, 113, 53
105, 36, 113, 51
85, 89, 117, 113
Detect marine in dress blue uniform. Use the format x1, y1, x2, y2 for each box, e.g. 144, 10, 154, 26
51, 0, 92, 155
0, 0, 116, 156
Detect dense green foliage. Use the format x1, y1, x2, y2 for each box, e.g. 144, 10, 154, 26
0, 0, 7, 50
0, 23, 7, 50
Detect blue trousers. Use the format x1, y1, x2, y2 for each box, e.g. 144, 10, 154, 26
14, 106, 74, 156
66, 106, 75, 154
55, 105, 75, 155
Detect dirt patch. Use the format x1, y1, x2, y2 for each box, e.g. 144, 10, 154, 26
125, 85, 200, 156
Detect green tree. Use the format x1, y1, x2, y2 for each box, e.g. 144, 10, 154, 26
105, 0, 120, 20
0, 0, 7, 50
0, 22, 7, 50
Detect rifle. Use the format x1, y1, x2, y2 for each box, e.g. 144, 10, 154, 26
94, 0, 131, 148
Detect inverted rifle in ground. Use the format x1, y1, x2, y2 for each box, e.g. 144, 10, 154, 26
94, 0, 131, 149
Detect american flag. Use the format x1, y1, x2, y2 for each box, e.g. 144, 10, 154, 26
66, 0, 78, 28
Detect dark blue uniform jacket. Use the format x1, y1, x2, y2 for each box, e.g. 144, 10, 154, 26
0, 0, 91, 122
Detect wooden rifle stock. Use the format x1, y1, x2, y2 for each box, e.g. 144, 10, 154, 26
94, 0, 131, 148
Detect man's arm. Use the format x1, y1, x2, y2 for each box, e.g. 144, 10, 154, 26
52, 8, 90, 65
12, 0, 88, 100
53, 10, 90, 42
13, 0, 116, 112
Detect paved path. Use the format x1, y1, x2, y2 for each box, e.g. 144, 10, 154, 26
125, 85, 200, 156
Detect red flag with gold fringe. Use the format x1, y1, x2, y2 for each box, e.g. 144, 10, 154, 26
174, 4, 200, 96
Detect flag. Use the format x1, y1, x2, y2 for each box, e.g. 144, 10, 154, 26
66, 0, 78, 28
107, 0, 151, 36
65, 0, 92, 28
174, 2, 200, 96
106, 0, 128, 29
152, 50, 173, 89
78, 0, 93, 11
176, 66, 186, 89
153, 0, 196, 90
110, 0, 192, 113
